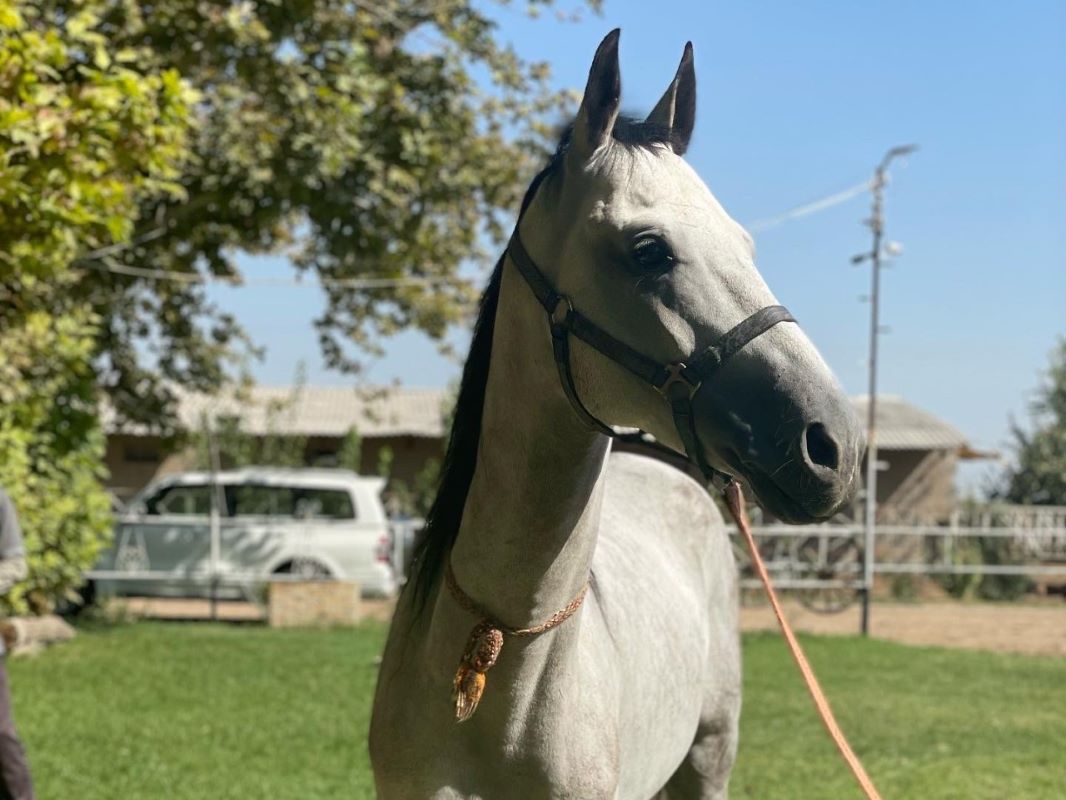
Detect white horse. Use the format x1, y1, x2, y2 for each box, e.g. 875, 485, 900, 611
371, 30, 862, 799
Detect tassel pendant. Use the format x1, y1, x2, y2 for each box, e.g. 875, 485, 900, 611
452, 621, 504, 722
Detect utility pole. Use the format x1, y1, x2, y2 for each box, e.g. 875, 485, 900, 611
207, 418, 223, 622
852, 144, 917, 636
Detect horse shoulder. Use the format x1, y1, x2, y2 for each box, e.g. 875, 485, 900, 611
603, 450, 726, 547
598, 449, 737, 635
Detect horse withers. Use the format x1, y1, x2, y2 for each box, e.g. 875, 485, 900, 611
370, 29, 862, 800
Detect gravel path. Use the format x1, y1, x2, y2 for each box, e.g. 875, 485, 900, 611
741, 600, 1066, 657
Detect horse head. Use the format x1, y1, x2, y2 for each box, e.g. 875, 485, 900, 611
517, 30, 863, 522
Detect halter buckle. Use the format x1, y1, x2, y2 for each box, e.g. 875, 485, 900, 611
658, 362, 701, 400
550, 295, 574, 330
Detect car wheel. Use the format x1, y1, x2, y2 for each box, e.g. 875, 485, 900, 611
275, 558, 333, 581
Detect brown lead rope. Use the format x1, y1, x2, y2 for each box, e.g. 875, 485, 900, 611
445, 560, 588, 722
724, 481, 883, 800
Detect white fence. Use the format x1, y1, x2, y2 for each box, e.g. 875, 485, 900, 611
85, 506, 1066, 615
387, 506, 1066, 601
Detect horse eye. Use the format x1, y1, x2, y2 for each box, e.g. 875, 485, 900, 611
632, 236, 675, 271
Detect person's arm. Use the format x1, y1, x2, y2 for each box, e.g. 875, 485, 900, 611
0, 555, 27, 596
0, 490, 27, 596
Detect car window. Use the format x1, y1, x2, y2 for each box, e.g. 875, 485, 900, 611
225, 484, 294, 517
293, 488, 356, 520
219, 484, 357, 520
147, 485, 211, 516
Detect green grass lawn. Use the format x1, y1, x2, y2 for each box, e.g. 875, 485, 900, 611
11, 621, 1065, 799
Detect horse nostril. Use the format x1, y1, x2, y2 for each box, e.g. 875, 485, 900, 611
804, 423, 840, 471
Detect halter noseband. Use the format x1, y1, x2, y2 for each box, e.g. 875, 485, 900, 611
506, 233, 796, 487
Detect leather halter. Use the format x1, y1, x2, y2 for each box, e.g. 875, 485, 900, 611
506, 233, 796, 486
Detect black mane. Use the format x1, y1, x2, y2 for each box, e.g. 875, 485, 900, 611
405, 116, 667, 611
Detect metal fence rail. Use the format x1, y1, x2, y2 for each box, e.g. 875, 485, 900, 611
85, 515, 1066, 615
727, 523, 1066, 580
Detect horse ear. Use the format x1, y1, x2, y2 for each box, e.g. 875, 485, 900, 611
572, 29, 622, 158
645, 42, 696, 155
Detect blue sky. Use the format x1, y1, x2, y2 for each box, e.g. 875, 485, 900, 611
211, 1, 1065, 491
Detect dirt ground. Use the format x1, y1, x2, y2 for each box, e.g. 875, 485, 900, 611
117, 596, 1066, 657
740, 599, 1066, 657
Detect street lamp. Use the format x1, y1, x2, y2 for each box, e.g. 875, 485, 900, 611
854, 144, 917, 636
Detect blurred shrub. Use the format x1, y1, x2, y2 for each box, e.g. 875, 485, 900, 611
382, 456, 442, 520
0, 310, 113, 614
0, 1, 193, 612
188, 376, 308, 470
972, 537, 1034, 601
929, 507, 1035, 602
933, 536, 1032, 602
889, 574, 918, 601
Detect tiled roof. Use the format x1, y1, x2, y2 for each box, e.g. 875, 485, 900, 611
106, 386, 450, 439
850, 395, 969, 451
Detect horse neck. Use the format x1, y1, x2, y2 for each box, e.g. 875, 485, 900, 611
448, 254, 610, 628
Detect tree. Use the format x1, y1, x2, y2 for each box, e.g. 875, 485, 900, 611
0, 1, 194, 611
335, 426, 363, 472
1000, 338, 1066, 505
189, 377, 308, 470
2, 0, 593, 609
41, 0, 597, 433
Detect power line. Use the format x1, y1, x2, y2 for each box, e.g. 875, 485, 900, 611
89, 261, 466, 290
745, 180, 873, 233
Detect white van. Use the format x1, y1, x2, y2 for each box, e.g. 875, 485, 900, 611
92, 467, 397, 599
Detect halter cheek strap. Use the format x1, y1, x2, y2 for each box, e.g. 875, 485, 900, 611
507, 233, 796, 485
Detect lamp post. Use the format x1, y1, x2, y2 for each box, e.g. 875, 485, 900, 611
852, 144, 917, 636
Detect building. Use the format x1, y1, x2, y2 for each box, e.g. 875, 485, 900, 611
104, 387, 981, 521
104, 386, 448, 502
852, 395, 988, 523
